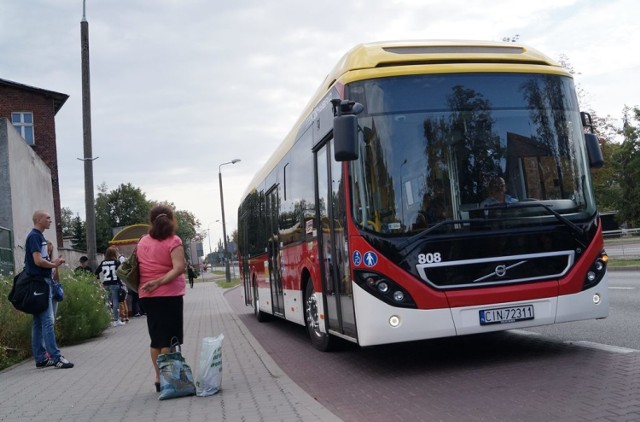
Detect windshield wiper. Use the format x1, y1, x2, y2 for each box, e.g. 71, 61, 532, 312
480, 201, 587, 244
403, 202, 589, 251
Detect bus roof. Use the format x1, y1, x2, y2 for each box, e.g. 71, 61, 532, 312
323, 40, 559, 87
241, 40, 565, 199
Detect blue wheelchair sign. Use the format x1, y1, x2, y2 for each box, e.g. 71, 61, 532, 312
352, 250, 362, 266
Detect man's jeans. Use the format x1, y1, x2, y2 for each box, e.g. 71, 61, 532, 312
32, 278, 61, 362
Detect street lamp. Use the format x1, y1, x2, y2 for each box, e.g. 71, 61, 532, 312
219, 159, 241, 282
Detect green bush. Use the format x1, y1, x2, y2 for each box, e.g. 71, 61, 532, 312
55, 270, 112, 344
0, 272, 32, 369
0, 269, 111, 371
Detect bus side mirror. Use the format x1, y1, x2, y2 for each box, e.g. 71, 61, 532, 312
585, 133, 603, 168
581, 112, 603, 169
332, 99, 363, 161
334, 114, 359, 161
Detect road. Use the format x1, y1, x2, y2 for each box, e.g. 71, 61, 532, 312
226, 271, 640, 422
528, 271, 640, 350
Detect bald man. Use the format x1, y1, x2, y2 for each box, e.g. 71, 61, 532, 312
26, 210, 74, 369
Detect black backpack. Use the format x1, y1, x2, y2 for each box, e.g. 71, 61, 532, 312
7, 270, 49, 314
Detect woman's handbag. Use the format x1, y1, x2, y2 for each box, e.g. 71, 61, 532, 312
52, 281, 64, 302
116, 248, 139, 293
157, 337, 196, 400
195, 334, 224, 397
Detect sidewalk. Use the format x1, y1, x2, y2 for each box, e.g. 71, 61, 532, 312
0, 273, 340, 422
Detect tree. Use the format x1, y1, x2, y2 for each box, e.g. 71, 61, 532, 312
95, 183, 152, 252
588, 111, 623, 212
555, 54, 628, 217
175, 209, 200, 245
501, 34, 520, 43
615, 107, 640, 226
67, 183, 203, 254
60, 207, 75, 237
70, 214, 87, 251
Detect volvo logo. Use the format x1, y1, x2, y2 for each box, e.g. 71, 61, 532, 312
495, 264, 507, 277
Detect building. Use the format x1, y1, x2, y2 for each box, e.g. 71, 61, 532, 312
0, 78, 68, 247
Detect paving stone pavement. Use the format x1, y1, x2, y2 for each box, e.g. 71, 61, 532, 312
0, 274, 340, 422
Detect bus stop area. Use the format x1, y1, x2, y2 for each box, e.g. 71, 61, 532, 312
0, 272, 339, 422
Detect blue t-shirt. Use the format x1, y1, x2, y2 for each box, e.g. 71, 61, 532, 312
24, 228, 52, 278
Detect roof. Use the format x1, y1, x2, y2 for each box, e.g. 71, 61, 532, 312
0, 78, 69, 114
108, 224, 150, 246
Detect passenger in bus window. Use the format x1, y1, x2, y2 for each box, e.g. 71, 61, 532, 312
480, 176, 518, 207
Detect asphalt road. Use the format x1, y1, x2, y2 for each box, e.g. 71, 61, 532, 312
226, 270, 640, 422
528, 271, 640, 350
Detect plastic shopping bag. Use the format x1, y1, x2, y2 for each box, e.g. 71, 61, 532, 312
195, 334, 224, 397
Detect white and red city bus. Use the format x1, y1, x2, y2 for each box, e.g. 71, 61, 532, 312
237, 40, 608, 351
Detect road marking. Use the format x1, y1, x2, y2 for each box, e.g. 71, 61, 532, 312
511, 330, 639, 354
609, 287, 635, 290
568, 341, 638, 354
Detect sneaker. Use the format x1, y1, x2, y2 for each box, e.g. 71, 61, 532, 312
36, 359, 55, 368
112, 320, 125, 327
53, 356, 74, 369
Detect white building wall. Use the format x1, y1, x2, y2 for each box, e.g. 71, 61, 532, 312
0, 118, 56, 271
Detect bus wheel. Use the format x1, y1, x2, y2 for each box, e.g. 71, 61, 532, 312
304, 281, 331, 351
254, 279, 269, 322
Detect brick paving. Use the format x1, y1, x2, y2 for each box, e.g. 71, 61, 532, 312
0, 273, 339, 422
225, 286, 640, 422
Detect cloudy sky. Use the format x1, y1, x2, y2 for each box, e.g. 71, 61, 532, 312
2, 0, 639, 249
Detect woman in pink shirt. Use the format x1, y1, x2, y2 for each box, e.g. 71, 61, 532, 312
137, 204, 186, 392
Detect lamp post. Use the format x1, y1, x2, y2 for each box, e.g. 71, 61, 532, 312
219, 159, 241, 283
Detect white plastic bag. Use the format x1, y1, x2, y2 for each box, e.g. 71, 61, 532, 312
195, 334, 224, 397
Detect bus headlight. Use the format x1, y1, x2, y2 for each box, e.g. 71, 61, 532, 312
393, 291, 405, 302
353, 270, 416, 309
377, 281, 390, 294
583, 250, 607, 291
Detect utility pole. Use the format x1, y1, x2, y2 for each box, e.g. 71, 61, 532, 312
218, 159, 240, 283
80, 0, 98, 268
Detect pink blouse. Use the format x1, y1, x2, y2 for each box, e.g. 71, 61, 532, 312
137, 234, 186, 298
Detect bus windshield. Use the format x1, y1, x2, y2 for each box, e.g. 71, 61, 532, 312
346, 73, 595, 235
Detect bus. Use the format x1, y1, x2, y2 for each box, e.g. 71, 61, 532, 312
237, 40, 608, 351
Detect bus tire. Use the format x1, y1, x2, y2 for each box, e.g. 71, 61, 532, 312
304, 281, 332, 351
253, 278, 269, 322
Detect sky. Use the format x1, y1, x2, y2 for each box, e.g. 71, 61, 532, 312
1, 0, 639, 251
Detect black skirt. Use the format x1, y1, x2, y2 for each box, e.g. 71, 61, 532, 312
139, 296, 184, 349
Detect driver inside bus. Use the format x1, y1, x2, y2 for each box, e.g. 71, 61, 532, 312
480, 176, 518, 207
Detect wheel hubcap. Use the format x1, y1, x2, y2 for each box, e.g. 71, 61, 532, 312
305, 292, 320, 334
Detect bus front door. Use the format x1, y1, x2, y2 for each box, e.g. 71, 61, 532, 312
316, 142, 357, 339
266, 186, 285, 317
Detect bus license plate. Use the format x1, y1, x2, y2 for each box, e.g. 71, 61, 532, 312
479, 305, 534, 326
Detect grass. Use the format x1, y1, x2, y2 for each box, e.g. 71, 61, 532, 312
215, 277, 241, 289
608, 258, 640, 267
